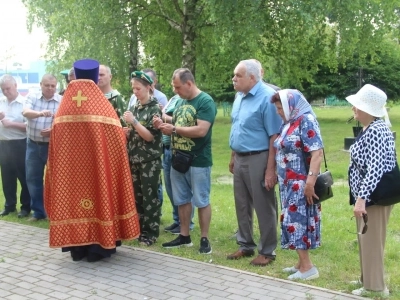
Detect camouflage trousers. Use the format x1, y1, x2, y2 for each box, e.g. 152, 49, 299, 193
131, 158, 162, 239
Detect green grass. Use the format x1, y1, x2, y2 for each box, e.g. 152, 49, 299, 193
1, 105, 400, 299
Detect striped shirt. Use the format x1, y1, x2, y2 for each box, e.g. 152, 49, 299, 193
25, 92, 62, 142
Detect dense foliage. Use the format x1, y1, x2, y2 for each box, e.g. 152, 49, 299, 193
23, 0, 400, 101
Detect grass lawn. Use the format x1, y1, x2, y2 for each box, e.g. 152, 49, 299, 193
1, 105, 400, 300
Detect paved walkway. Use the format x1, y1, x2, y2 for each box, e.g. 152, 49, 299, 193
0, 221, 363, 300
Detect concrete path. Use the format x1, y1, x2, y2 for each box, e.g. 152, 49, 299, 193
0, 221, 363, 300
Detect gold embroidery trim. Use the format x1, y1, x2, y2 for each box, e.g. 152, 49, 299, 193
50, 210, 137, 227
54, 115, 122, 127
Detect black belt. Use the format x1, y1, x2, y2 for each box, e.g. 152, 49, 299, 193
236, 150, 268, 157
29, 139, 49, 145
163, 145, 170, 150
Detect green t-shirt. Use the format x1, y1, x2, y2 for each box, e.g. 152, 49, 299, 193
127, 97, 162, 164
172, 92, 217, 167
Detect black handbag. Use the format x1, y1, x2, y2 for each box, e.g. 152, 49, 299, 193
312, 149, 334, 204
300, 117, 334, 204
171, 133, 209, 174
355, 161, 400, 206
172, 150, 194, 174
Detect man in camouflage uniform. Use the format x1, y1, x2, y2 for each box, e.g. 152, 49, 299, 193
124, 71, 163, 246
98, 64, 127, 126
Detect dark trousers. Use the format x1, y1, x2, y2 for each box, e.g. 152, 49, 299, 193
0, 139, 31, 212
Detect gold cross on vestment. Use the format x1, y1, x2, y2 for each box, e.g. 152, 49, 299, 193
72, 90, 88, 107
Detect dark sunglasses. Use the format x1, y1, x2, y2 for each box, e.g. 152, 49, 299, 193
349, 213, 368, 235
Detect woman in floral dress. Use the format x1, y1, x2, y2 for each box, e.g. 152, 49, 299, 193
272, 89, 323, 280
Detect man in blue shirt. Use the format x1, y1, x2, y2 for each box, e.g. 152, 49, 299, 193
228, 59, 282, 266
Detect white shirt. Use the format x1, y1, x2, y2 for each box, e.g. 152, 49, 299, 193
0, 94, 28, 140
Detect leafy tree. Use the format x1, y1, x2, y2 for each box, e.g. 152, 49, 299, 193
23, 0, 400, 102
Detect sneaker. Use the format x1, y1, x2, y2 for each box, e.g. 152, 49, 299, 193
199, 237, 212, 254
349, 279, 362, 285
352, 287, 389, 297
164, 223, 179, 232
162, 235, 193, 248
170, 225, 181, 235
282, 266, 299, 274
288, 266, 319, 280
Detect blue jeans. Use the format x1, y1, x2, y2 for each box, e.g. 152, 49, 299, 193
26, 139, 48, 219
163, 146, 194, 228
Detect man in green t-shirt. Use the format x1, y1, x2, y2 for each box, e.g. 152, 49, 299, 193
157, 68, 217, 254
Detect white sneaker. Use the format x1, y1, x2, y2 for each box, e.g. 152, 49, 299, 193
282, 266, 299, 274
352, 287, 389, 297
349, 279, 362, 285
288, 266, 319, 280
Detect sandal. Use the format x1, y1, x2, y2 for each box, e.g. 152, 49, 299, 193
139, 236, 156, 246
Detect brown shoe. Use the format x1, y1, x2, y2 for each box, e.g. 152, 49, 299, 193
227, 249, 255, 260
250, 255, 274, 266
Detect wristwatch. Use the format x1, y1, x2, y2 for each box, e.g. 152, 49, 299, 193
308, 171, 318, 176
172, 126, 177, 134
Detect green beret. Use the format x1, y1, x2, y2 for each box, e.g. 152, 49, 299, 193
60, 69, 70, 76
131, 71, 153, 84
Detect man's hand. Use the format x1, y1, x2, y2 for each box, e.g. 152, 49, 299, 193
158, 123, 174, 135
40, 110, 53, 117
40, 128, 51, 137
264, 168, 277, 191
0, 111, 5, 120
1, 119, 12, 128
153, 115, 163, 129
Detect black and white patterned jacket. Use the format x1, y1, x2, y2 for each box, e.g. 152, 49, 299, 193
349, 119, 396, 205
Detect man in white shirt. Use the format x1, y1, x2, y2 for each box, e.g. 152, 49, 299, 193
0, 75, 31, 218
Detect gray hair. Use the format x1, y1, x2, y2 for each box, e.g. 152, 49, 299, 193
69, 67, 75, 76
241, 59, 261, 81
0, 74, 16, 86
142, 68, 157, 81
101, 65, 112, 75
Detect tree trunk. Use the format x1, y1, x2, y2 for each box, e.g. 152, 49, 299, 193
181, 0, 197, 75
129, 14, 139, 75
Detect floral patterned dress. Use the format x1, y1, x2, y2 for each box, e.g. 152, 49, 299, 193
274, 113, 323, 250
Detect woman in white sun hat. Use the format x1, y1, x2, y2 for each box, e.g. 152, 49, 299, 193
346, 84, 394, 297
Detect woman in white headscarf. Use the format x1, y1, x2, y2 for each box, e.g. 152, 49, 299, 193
272, 89, 323, 280
346, 84, 394, 297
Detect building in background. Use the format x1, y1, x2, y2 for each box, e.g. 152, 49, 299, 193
0, 60, 46, 97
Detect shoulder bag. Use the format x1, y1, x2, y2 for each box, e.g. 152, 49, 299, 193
171, 135, 210, 174
299, 117, 334, 204
352, 158, 400, 206
309, 149, 334, 204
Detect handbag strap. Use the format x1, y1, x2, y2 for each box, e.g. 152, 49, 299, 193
172, 132, 210, 157
299, 115, 328, 171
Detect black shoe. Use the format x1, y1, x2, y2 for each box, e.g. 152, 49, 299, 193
18, 210, 29, 218
87, 252, 104, 263
0, 209, 16, 217
70, 249, 87, 261
162, 234, 193, 248
199, 237, 212, 254
164, 223, 179, 232
169, 225, 181, 235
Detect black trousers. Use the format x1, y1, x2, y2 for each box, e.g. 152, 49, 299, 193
0, 139, 30, 212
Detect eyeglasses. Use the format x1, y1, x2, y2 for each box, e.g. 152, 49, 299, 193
348, 214, 368, 235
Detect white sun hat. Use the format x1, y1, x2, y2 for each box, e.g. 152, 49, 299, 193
345, 84, 387, 117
